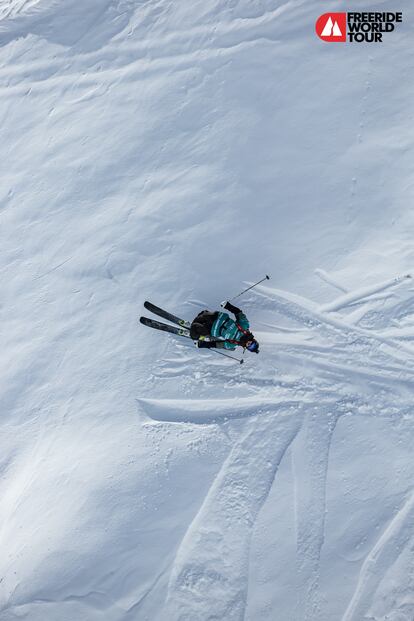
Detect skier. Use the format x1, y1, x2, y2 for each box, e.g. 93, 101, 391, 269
190, 301, 260, 353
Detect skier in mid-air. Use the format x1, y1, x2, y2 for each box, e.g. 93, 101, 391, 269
141, 275, 269, 357
190, 301, 259, 353
140, 301, 260, 355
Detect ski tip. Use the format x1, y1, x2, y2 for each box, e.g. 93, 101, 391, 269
265, 274, 270, 280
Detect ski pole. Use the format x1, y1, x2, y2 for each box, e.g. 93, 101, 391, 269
229, 274, 270, 301
212, 349, 244, 364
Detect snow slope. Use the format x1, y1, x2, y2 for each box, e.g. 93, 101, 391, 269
0, 0, 413, 620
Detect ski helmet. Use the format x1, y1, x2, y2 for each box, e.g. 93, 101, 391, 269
246, 339, 259, 353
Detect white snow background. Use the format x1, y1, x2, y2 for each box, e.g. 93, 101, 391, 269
1, 0, 414, 620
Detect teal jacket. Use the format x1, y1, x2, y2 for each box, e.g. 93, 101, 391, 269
210, 311, 250, 350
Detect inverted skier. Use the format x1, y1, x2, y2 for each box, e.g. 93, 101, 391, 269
190, 301, 260, 354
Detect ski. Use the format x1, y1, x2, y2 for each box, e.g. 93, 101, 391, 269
140, 316, 191, 338
144, 301, 191, 329
140, 316, 243, 363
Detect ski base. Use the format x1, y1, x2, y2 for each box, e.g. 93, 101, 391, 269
144, 301, 191, 329
140, 316, 191, 338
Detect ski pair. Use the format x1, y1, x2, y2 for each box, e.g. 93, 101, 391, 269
140, 301, 244, 364
140, 301, 191, 338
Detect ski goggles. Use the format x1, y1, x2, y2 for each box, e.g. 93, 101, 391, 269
246, 340, 259, 353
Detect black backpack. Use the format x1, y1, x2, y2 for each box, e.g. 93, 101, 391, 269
190, 310, 219, 340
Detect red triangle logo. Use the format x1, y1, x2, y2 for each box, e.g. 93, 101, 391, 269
316, 13, 347, 42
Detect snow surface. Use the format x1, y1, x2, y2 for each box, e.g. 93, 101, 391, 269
1, 0, 414, 619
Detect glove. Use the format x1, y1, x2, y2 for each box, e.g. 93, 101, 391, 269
197, 340, 216, 348
223, 301, 242, 315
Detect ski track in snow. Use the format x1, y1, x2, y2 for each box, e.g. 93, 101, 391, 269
341, 489, 414, 621
162, 410, 303, 621
0, 0, 41, 21
138, 274, 414, 620
292, 408, 340, 621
